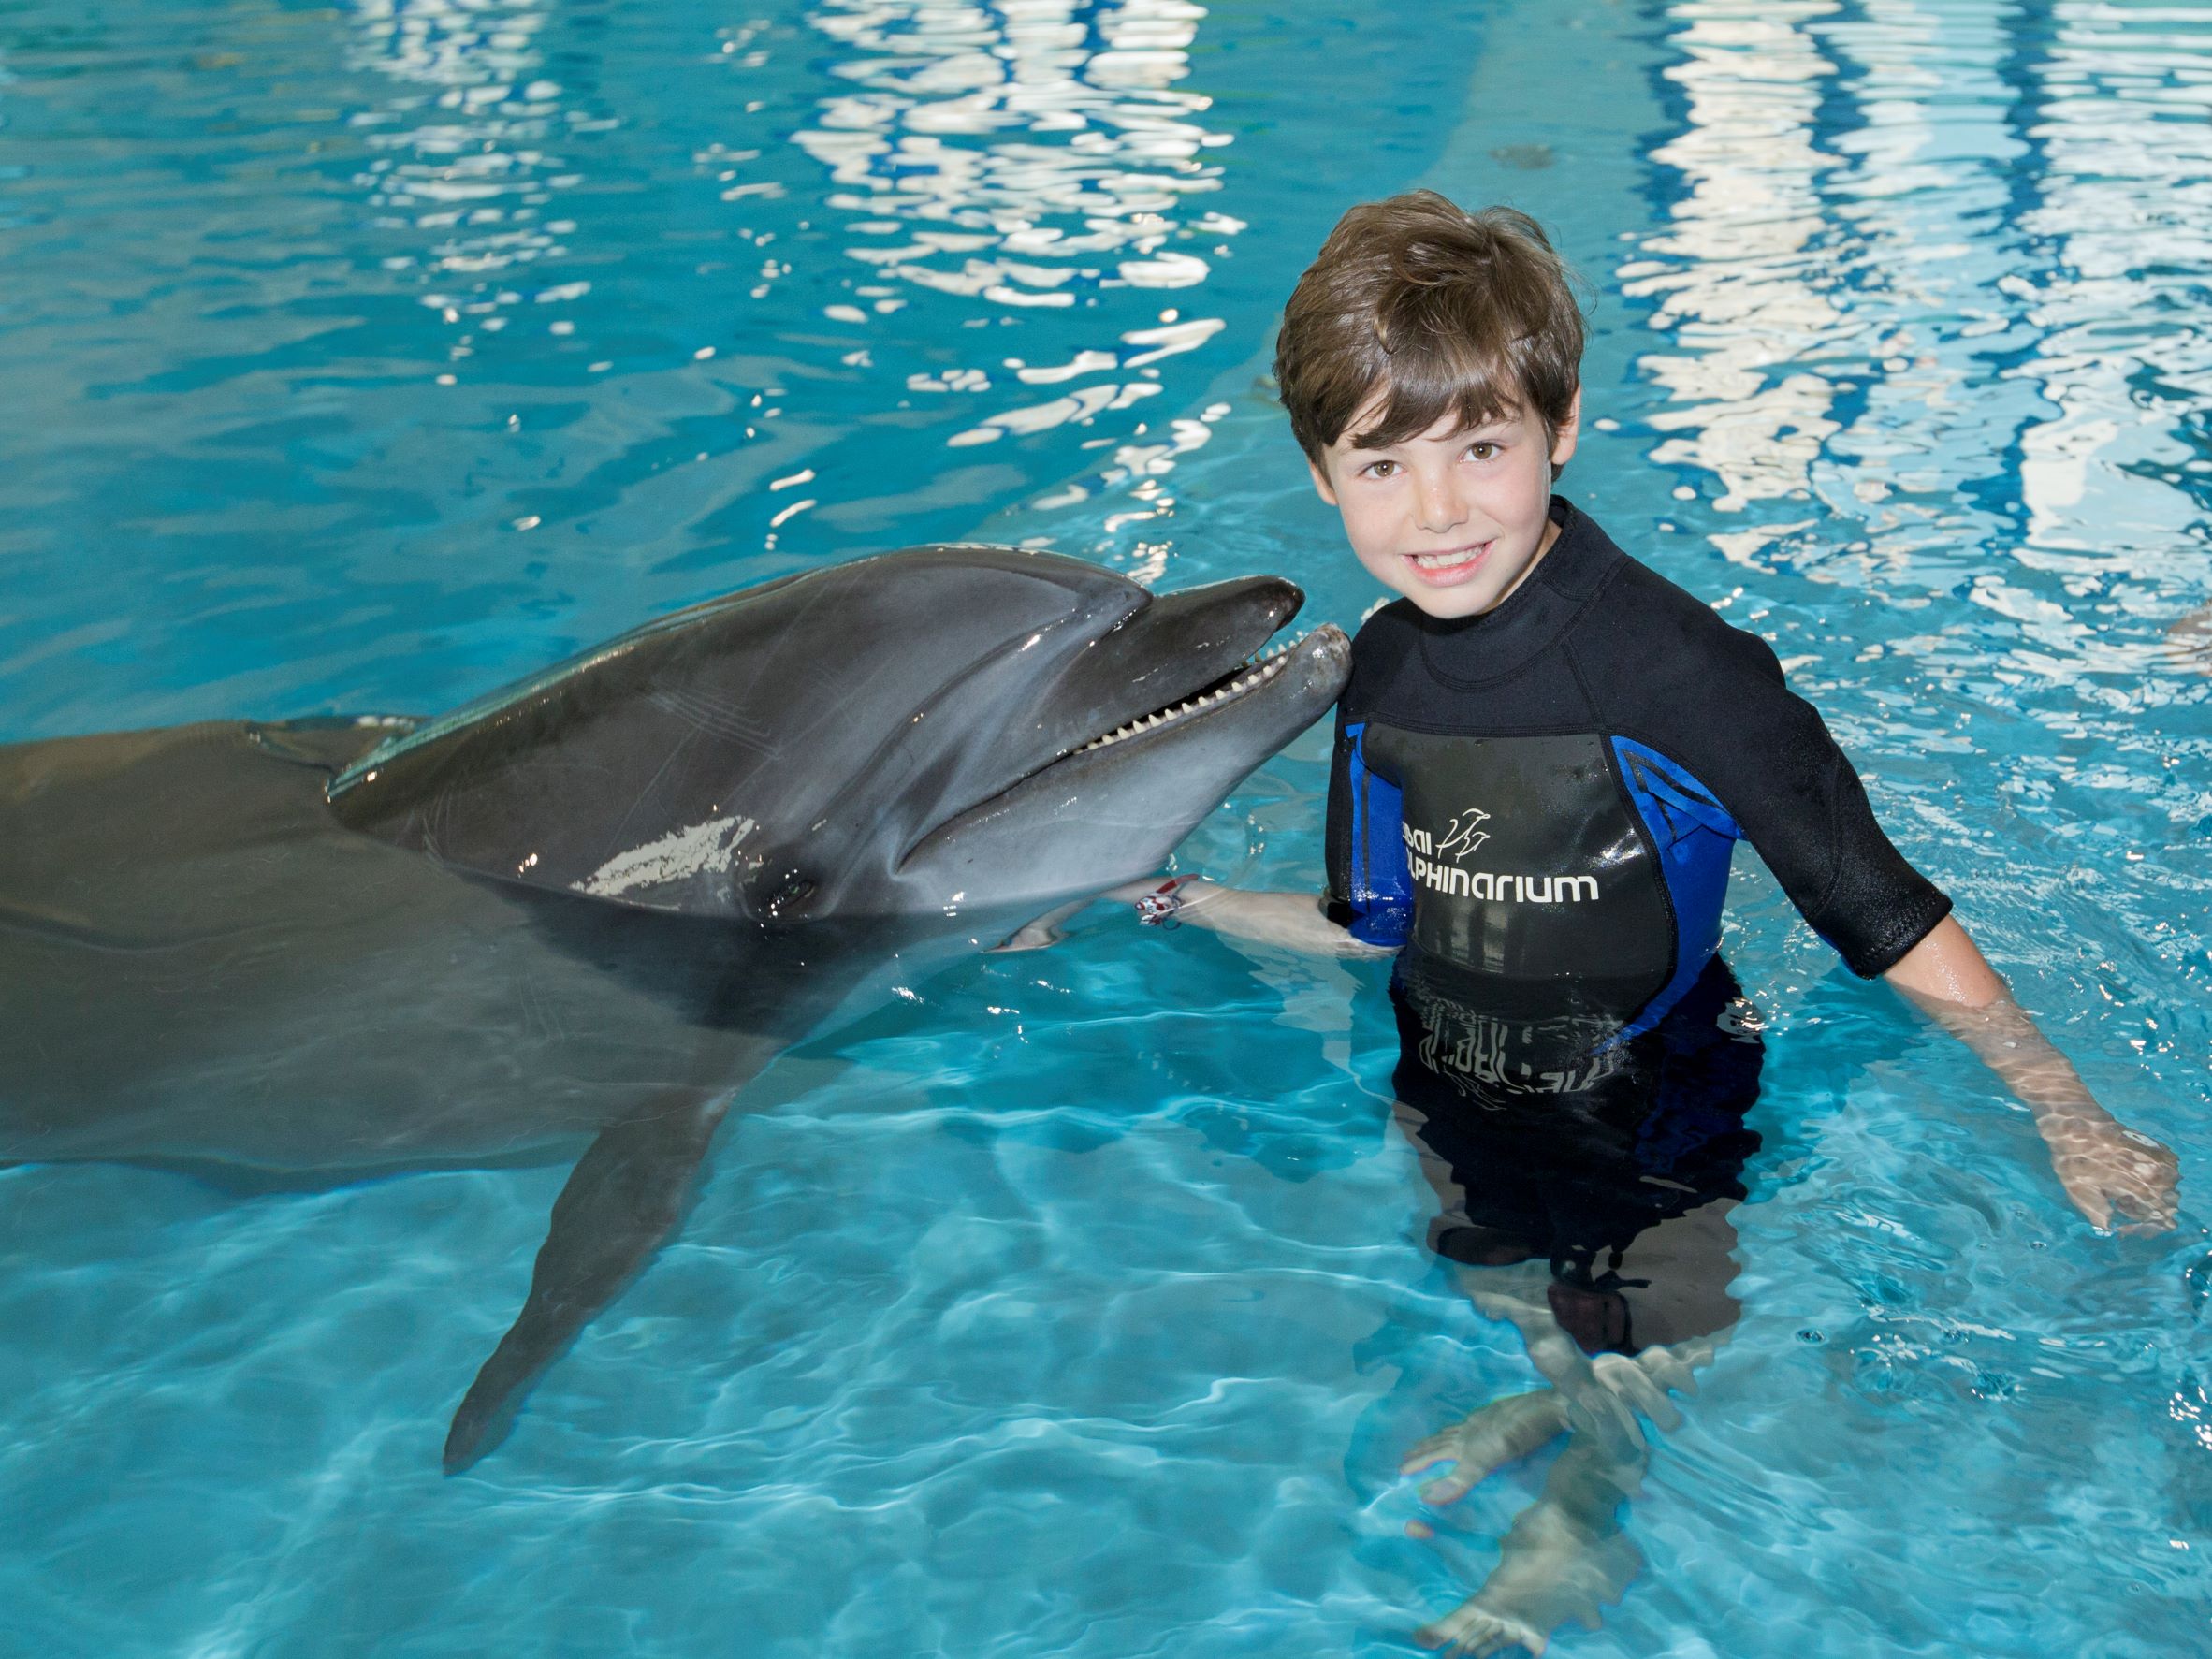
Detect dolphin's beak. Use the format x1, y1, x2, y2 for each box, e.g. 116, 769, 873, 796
1055, 575, 1307, 751
1041, 621, 1351, 779
897, 619, 1351, 894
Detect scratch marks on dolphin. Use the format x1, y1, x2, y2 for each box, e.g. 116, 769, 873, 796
574, 815, 758, 900
644, 690, 776, 751
513, 964, 571, 1048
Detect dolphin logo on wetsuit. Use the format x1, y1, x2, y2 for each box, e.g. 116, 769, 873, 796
1436, 807, 1492, 862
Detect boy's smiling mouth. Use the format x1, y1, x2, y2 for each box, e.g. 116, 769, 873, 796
1405, 542, 1493, 582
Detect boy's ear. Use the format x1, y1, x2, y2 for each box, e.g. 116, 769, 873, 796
1549, 388, 1583, 471
1307, 455, 1340, 507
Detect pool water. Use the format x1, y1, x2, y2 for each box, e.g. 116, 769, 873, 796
2, 0, 2209, 1654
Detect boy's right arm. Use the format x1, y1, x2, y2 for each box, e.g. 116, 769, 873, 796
1111, 698, 1409, 959
1106, 876, 1397, 957
1104, 675, 1409, 958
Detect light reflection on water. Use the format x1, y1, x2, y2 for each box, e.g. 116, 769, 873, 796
1618, 0, 2211, 911
347, 0, 586, 347
1630, 0, 1845, 517
775, 0, 1239, 548
0, 0, 1304, 730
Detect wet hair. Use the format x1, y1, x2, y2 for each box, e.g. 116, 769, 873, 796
1274, 192, 1585, 468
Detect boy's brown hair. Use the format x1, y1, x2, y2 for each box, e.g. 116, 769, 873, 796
1274, 192, 1584, 466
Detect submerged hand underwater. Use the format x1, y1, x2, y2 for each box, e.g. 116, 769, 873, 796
0, 544, 1347, 1470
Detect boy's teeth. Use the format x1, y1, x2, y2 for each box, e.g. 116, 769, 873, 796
1412, 546, 1486, 569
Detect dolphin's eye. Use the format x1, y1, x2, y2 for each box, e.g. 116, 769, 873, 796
764, 875, 817, 920
736, 857, 821, 922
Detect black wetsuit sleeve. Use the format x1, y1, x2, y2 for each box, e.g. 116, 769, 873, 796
1595, 607, 1951, 978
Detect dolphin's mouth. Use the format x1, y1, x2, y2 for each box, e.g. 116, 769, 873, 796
1069, 631, 1315, 756
893, 591, 1349, 888
902, 617, 1341, 860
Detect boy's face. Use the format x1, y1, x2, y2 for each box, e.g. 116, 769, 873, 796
1309, 390, 1579, 621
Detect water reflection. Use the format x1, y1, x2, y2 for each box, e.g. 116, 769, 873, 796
1632, 0, 2212, 637
793, 0, 1230, 300
346, 0, 590, 363
1628, 0, 2212, 768
778, 0, 1240, 535
2011, 2, 2212, 562
1625, 0, 1844, 517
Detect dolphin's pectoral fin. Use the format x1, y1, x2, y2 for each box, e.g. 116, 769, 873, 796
987, 897, 1090, 953
444, 1097, 730, 1473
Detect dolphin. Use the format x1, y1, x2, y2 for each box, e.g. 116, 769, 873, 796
0, 545, 1348, 1469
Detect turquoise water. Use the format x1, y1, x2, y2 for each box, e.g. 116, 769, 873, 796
3, 0, 2210, 1653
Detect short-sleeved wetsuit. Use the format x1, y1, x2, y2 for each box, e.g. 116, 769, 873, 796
1329, 497, 1951, 1353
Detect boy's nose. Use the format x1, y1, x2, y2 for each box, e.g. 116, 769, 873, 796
1414, 472, 1469, 534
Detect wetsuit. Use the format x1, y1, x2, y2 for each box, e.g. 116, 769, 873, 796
1328, 497, 1951, 1354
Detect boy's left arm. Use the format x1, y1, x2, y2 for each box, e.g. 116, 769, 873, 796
1883, 916, 2178, 1231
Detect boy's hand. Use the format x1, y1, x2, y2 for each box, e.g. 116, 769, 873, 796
1887, 919, 2180, 1234
2038, 1111, 2180, 1233
1106, 874, 1398, 958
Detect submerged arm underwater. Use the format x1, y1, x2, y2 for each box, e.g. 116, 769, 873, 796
1883, 915, 2179, 1232
1104, 875, 1395, 957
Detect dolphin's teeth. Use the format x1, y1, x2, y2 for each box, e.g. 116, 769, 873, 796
1072, 631, 1318, 758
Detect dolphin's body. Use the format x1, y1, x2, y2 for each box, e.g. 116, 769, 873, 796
0, 546, 1349, 1468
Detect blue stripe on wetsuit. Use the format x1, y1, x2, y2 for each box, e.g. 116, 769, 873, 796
1343, 721, 1413, 948
1610, 736, 1741, 1039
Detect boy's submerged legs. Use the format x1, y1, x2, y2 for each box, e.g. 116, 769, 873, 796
1383, 960, 1761, 1650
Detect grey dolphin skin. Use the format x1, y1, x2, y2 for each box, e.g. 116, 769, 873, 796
0, 546, 1348, 1470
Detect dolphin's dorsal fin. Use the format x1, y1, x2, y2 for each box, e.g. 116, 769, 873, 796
247, 716, 418, 773
322, 579, 810, 914
325, 588, 787, 803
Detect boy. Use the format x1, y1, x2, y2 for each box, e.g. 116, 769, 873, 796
1121, 193, 2178, 1656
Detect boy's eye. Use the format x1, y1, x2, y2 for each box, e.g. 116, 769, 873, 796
1465, 441, 1499, 462
1362, 459, 1400, 479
